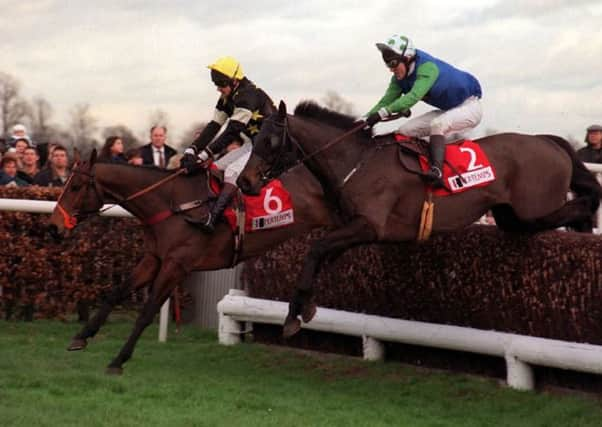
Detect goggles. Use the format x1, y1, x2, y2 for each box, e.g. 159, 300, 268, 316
211, 70, 232, 88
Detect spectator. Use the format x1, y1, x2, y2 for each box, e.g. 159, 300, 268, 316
18, 146, 40, 184
33, 145, 70, 187
0, 154, 29, 186
125, 147, 144, 166
8, 123, 33, 148
577, 124, 602, 164
139, 125, 177, 169
9, 137, 30, 169
98, 136, 127, 164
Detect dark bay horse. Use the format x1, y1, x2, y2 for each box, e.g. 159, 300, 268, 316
48, 150, 336, 374
237, 101, 602, 337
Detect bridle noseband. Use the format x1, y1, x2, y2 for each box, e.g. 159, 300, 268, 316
56, 165, 106, 230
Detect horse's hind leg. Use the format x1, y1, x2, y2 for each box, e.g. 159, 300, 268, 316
492, 199, 595, 233
284, 217, 377, 338
67, 253, 160, 351
105, 258, 188, 375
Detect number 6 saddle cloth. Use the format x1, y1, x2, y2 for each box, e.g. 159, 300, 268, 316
208, 172, 294, 233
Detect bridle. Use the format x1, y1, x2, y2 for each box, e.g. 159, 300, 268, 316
55, 164, 105, 230
258, 115, 366, 183
55, 163, 186, 230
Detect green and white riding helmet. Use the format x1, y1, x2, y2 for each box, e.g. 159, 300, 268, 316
376, 34, 416, 67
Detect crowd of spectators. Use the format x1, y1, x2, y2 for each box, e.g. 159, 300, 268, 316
0, 124, 180, 189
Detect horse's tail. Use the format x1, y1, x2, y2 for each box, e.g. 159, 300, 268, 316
540, 134, 602, 213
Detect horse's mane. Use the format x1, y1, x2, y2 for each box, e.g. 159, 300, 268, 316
294, 101, 358, 130
95, 161, 175, 176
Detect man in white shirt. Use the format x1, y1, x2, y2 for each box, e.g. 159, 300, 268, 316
140, 125, 177, 168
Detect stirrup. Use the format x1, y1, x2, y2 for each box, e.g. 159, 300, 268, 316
185, 212, 212, 226
425, 167, 444, 188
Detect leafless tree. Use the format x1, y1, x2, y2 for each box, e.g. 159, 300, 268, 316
0, 71, 31, 136
29, 96, 56, 143
321, 90, 356, 116
148, 108, 170, 131
69, 103, 98, 154
177, 121, 207, 150
101, 124, 140, 148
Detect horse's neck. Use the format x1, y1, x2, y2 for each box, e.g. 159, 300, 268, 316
94, 164, 170, 217
291, 117, 365, 193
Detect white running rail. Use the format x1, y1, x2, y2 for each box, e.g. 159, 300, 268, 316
218, 290, 602, 391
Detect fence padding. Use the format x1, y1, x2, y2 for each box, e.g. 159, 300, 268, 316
243, 226, 602, 345
0, 186, 145, 320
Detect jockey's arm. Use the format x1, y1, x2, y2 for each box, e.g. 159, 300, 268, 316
190, 108, 229, 154
386, 61, 439, 114
367, 81, 402, 115
205, 106, 252, 155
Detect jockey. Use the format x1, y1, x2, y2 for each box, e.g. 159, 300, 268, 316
363, 35, 483, 187
181, 56, 276, 232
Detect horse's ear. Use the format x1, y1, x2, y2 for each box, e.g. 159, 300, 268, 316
89, 149, 97, 165
278, 100, 287, 118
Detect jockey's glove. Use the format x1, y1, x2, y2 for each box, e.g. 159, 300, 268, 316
365, 107, 390, 127
181, 147, 211, 173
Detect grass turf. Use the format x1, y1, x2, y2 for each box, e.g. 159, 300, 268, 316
0, 319, 600, 427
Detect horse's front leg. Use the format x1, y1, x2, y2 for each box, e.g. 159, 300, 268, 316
105, 258, 188, 375
68, 253, 160, 351
284, 217, 377, 338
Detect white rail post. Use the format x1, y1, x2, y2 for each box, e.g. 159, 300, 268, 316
158, 298, 170, 343
362, 335, 385, 361
505, 353, 535, 391
218, 289, 248, 345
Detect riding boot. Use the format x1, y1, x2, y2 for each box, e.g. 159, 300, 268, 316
186, 183, 237, 233
425, 134, 446, 188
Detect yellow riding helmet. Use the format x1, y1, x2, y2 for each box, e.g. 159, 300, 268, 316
207, 56, 244, 80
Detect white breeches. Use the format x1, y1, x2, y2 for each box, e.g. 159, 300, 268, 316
214, 138, 253, 185
374, 96, 483, 141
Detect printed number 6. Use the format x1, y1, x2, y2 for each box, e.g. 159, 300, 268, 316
263, 188, 283, 214
459, 147, 483, 171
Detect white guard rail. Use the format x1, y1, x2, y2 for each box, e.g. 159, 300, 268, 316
0, 199, 171, 343
218, 291, 602, 391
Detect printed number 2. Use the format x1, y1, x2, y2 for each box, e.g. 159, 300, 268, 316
263, 188, 283, 214
459, 147, 483, 171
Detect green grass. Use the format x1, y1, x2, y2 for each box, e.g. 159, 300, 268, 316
0, 319, 600, 427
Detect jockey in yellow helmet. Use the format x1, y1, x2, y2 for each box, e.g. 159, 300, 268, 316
181, 56, 276, 232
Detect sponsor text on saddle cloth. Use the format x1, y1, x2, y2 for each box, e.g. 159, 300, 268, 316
209, 172, 294, 232
396, 135, 496, 195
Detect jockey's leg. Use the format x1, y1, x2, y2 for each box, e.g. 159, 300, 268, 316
189, 139, 252, 233
422, 97, 483, 187
396, 110, 443, 138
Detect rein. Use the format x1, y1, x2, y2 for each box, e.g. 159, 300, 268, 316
261, 119, 366, 182
56, 165, 187, 229
261, 112, 410, 182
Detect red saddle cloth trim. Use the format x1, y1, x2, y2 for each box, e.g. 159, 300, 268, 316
394, 135, 496, 196
420, 139, 496, 196
209, 168, 295, 232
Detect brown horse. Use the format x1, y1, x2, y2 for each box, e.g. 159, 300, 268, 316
48, 150, 336, 374
237, 101, 602, 337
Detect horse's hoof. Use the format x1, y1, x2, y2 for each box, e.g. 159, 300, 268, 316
301, 302, 317, 323
105, 366, 123, 376
283, 316, 302, 338
67, 338, 87, 351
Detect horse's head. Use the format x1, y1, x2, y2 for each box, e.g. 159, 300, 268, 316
48, 149, 104, 239
238, 101, 300, 195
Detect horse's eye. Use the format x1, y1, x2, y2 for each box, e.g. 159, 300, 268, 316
71, 185, 80, 192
